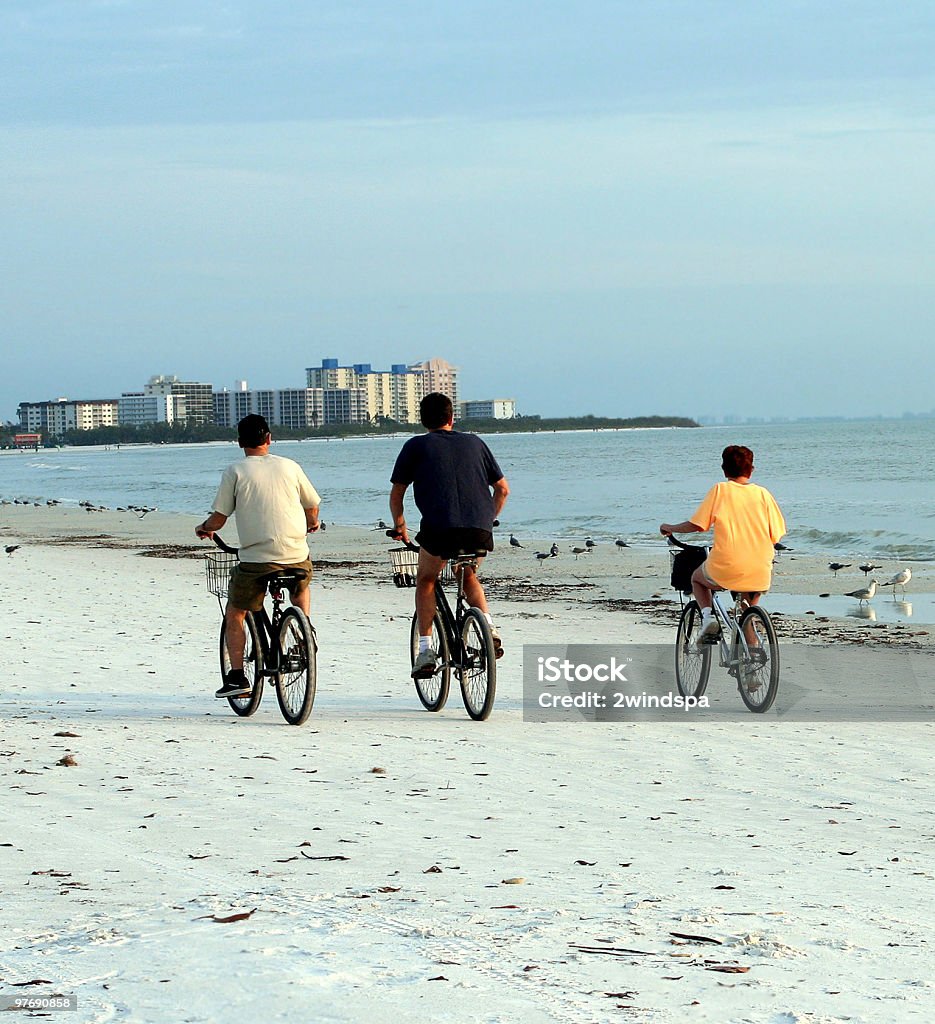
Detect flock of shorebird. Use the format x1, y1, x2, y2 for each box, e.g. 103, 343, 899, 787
840, 568, 912, 604
2, 497, 157, 518
506, 535, 631, 563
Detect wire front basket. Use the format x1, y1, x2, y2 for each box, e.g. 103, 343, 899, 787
205, 551, 238, 597
389, 546, 453, 588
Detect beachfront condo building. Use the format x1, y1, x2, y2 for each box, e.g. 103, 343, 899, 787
17, 398, 119, 436
411, 358, 459, 412
214, 381, 365, 430
118, 391, 184, 427
144, 375, 214, 425
305, 357, 459, 425
460, 399, 517, 420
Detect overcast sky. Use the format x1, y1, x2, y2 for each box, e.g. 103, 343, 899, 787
3, 1, 934, 422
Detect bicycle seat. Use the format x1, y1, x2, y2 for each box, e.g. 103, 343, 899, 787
257, 568, 309, 588
449, 550, 488, 562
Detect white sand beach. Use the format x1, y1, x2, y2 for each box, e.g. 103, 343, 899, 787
2, 506, 935, 1022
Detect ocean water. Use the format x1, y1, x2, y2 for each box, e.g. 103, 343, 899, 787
2, 418, 934, 560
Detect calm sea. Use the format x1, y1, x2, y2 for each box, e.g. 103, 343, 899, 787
2, 419, 934, 560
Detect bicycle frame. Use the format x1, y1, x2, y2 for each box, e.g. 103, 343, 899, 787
709, 591, 757, 671
250, 586, 287, 677
432, 559, 476, 670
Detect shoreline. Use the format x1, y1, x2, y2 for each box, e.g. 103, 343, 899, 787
1, 503, 931, 646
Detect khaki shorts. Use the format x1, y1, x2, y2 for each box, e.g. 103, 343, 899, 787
228, 559, 312, 612
699, 559, 724, 590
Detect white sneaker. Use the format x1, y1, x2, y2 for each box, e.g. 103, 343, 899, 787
698, 616, 720, 643
411, 648, 438, 678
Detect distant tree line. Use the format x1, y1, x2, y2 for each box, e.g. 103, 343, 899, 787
459, 414, 700, 433
16, 413, 698, 449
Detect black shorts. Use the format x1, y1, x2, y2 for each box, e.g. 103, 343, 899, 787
416, 527, 494, 560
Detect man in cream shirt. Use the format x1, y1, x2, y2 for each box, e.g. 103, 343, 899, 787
196, 414, 321, 698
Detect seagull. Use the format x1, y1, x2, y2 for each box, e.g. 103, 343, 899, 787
510, 534, 524, 548
615, 538, 629, 548
858, 563, 882, 577
585, 538, 596, 549
828, 562, 851, 577
774, 542, 792, 552
549, 542, 559, 557
571, 546, 589, 560
534, 551, 551, 564
374, 519, 388, 531
845, 580, 877, 605
5, 545, 20, 556
881, 568, 912, 596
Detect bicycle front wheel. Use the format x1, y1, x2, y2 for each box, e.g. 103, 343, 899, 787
675, 600, 711, 698
459, 608, 496, 721
734, 606, 780, 713
276, 609, 317, 725
220, 613, 264, 717
410, 611, 451, 711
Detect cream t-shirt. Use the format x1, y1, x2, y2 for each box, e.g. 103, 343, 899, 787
213, 454, 320, 564
690, 480, 786, 592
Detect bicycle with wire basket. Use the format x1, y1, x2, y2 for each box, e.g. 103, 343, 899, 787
388, 537, 497, 721
667, 534, 780, 713
204, 535, 317, 725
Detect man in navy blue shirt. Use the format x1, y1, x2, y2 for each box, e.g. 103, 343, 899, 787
390, 392, 510, 677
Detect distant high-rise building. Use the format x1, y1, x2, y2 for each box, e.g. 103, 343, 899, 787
460, 399, 516, 421
409, 357, 458, 411
17, 397, 119, 436
304, 358, 430, 424
118, 391, 180, 426
145, 375, 213, 424
214, 382, 327, 431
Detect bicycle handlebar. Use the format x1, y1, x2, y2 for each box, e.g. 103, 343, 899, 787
664, 533, 704, 551
386, 529, 419, 551
211, 533, 239, 555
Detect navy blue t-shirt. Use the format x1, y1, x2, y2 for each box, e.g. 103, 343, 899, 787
391, 430, 503, 532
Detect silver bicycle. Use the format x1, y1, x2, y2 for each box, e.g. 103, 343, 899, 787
669, 536, 780, 713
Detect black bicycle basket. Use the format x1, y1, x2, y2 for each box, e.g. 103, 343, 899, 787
669, 545, 707, 594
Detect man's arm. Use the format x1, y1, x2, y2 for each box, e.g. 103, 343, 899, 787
659, 520, 704, 536
305, 505, 321, 533
196, 511, 228, 539
389, 482, 411, 545
492, 477, 509, 520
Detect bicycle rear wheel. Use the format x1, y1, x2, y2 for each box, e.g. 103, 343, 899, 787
459, 608, 496, 721
410, 611, 451, 711
675, 600, 711, 698
220, 613, 264, 717
734, 606, 779, 713
276, 608, 317, 725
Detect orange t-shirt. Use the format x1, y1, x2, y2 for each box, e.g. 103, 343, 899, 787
690, 481, 786, 592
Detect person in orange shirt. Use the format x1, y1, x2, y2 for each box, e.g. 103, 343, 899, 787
660, 445, 786, 641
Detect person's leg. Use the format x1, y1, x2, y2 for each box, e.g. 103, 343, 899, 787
290, 588, 311, 617
458, 559, 503, 656
288, 562, 313, 618
691, 565, 723, 639
458, 562, 489, 615
224, 604, 249, 670
416, 549, 447, 637
690, 566, 715, 611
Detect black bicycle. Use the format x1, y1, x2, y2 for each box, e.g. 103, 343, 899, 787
389, 537, 497, 721
204, 535, 317, 726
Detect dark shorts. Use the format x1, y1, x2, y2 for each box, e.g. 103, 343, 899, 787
416, 527, 494, 561
227, 559, 312, 613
